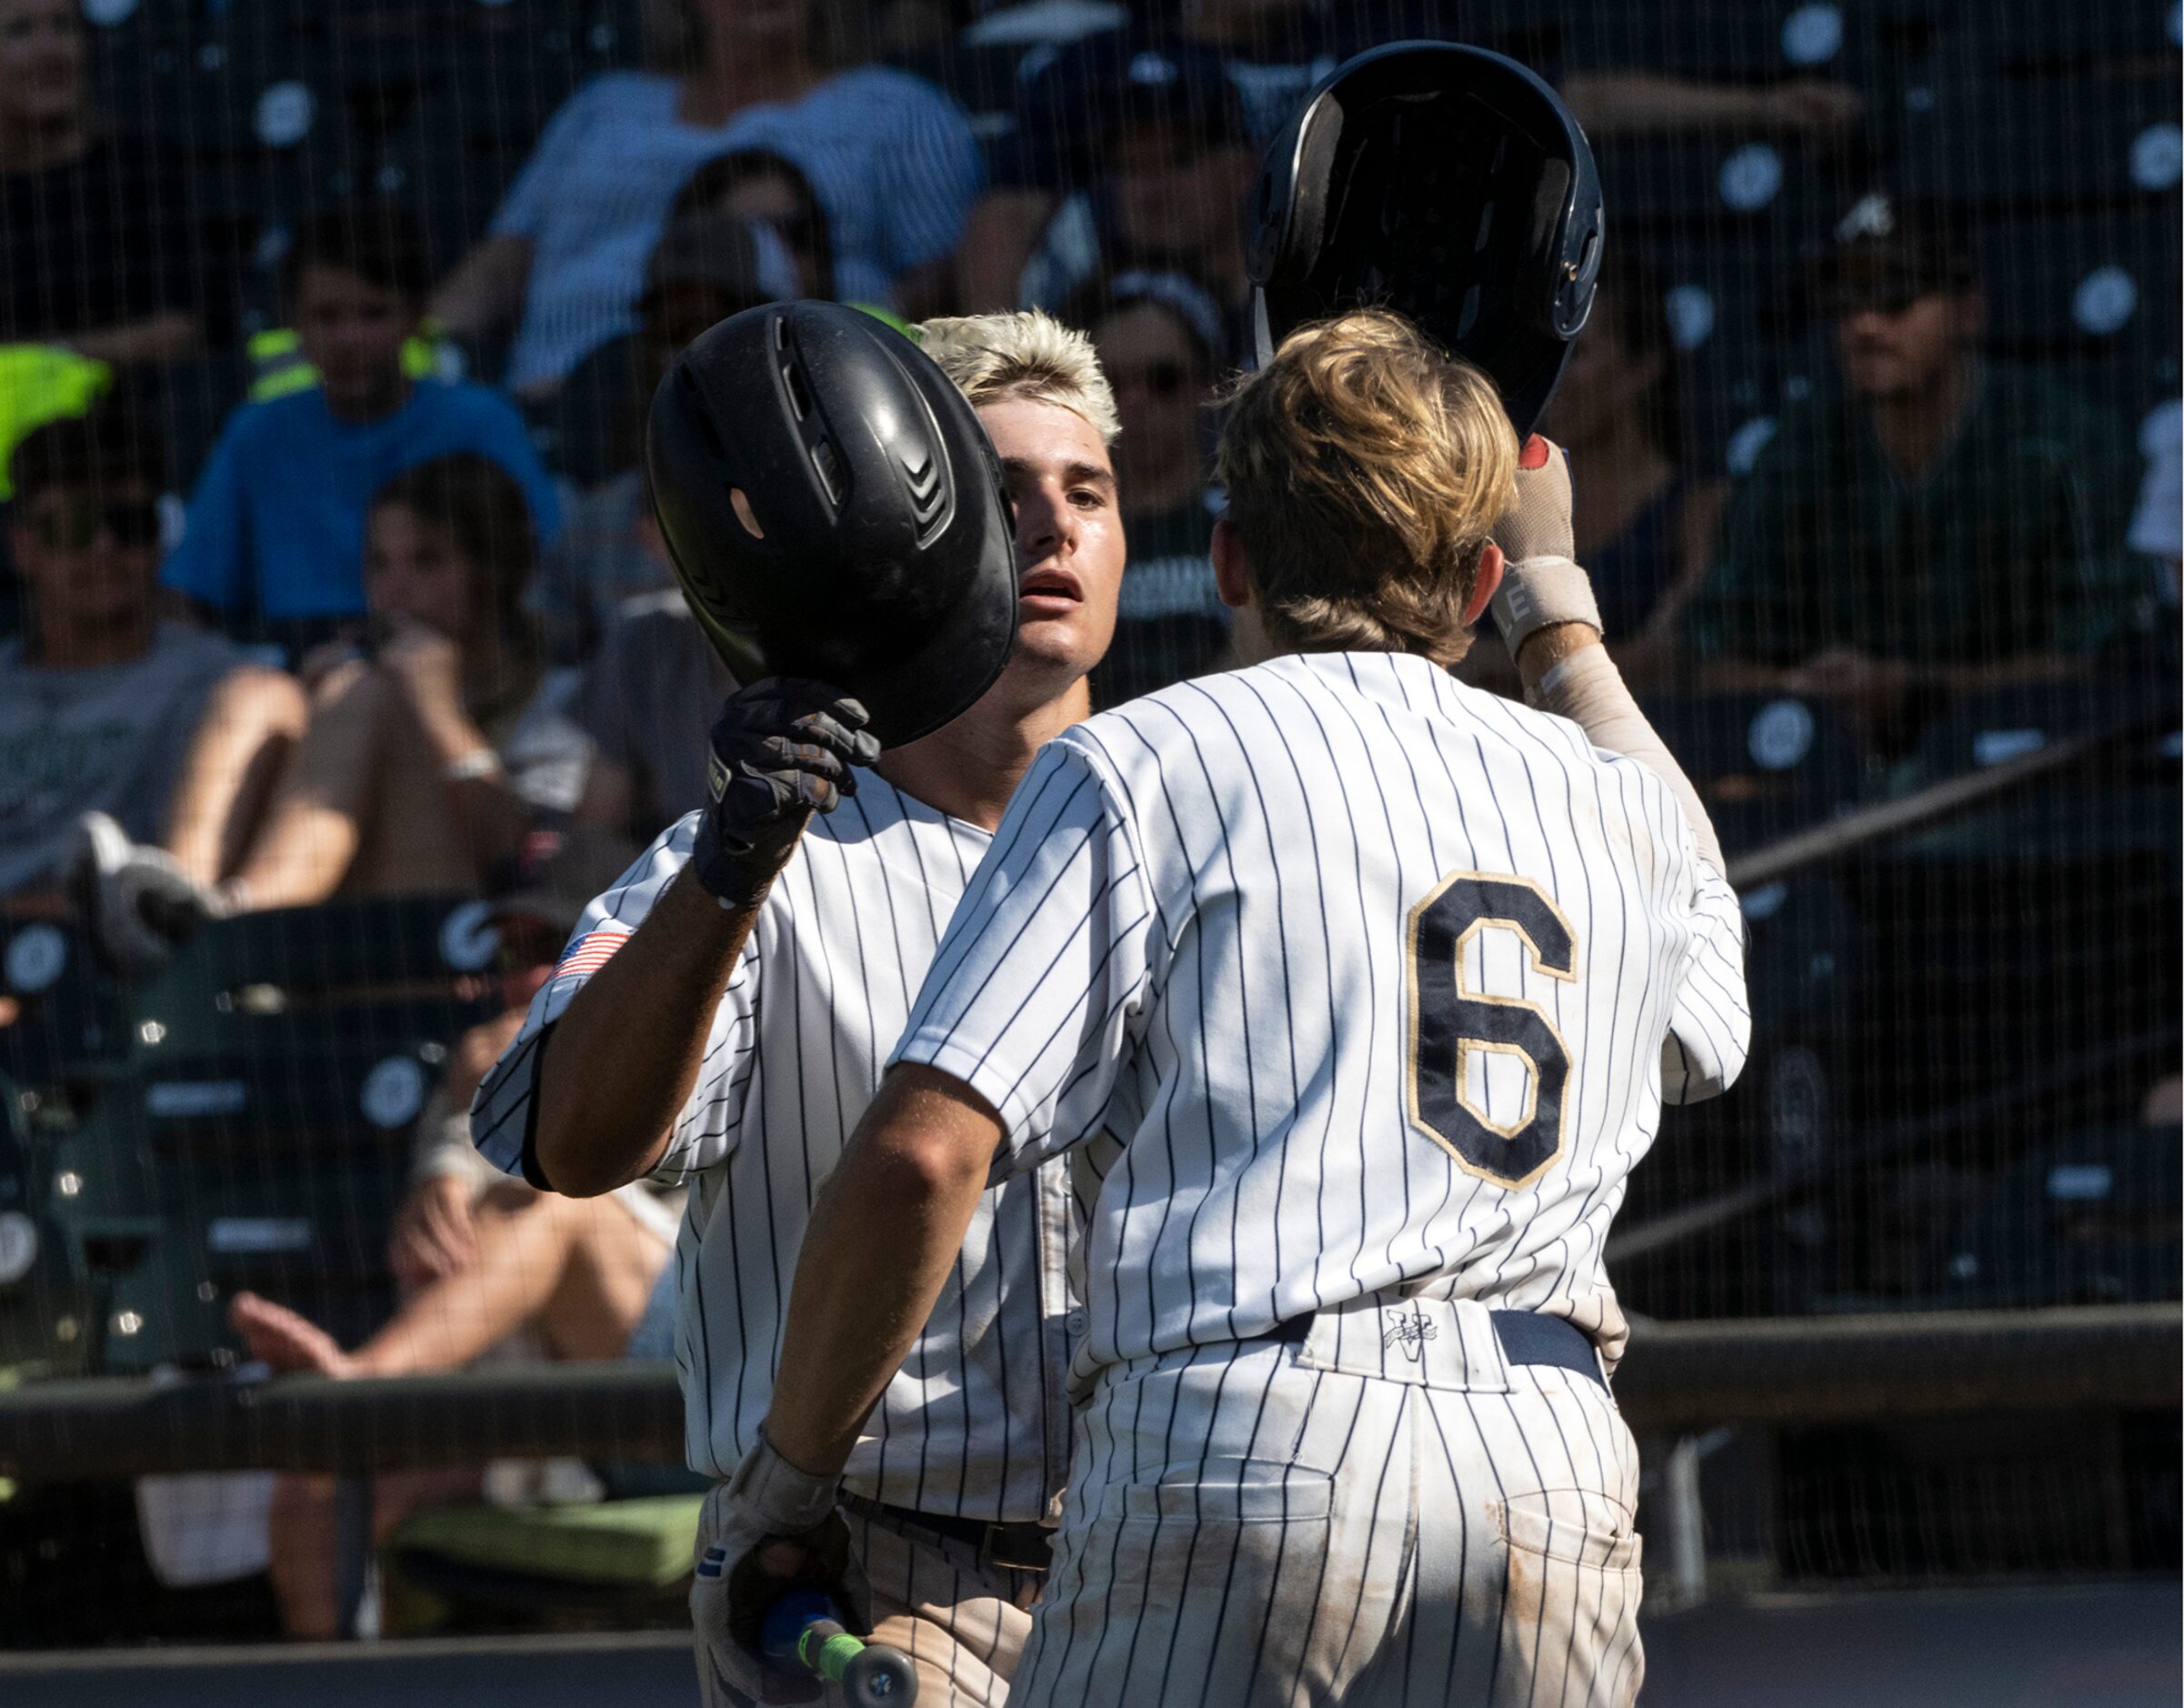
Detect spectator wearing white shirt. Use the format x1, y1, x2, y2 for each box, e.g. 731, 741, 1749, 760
431, 0, 982, 397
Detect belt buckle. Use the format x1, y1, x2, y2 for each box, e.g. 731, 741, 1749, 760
979, 1522, 1051, 1574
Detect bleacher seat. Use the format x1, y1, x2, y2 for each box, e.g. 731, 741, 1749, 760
9, 898, 501, 1373
390, 1493, 704, 1623
1978, 209, 2183, 418
1556, 0, 1926, 85
0, 913, 134, 1093
1856, 679, 2181, 1128
1637, 688, 1868, 855
1935, 1122, 2183, 1308
1944, 0, 2181, 74
1905, 56, 2180, 211
1594, 133, 1826, 233
0, 1071, 95, 1381
1892, 677, 2181, 864
1625, 233, 1829, 472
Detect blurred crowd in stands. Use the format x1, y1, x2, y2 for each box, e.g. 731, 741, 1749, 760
0, 0, 2174, 1634
0, 0, 2174, 918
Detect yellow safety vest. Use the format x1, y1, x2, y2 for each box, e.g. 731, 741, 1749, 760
0, 345, 114, 499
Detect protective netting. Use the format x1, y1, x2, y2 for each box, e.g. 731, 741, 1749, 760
0, 0, 2175, 1648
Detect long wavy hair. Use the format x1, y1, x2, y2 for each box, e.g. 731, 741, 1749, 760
367, 454, 542, 730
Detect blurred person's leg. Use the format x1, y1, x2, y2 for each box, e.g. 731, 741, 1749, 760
329, 688, 480, 898
240, 1184, 673, 1636
160, 665, 310, 887
223, 661, 490, 909
266, 1466, 481, 1640
220, 661, 392, 909
235, 1182, 668, 1378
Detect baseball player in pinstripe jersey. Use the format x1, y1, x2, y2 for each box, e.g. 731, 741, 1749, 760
736, 310, 1750, 1705
470, 312, 1127, 1705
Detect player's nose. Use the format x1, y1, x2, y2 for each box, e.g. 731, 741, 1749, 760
1013, 477, 1077, 563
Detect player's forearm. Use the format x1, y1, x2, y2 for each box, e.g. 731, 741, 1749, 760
531, 871, 758, 1196
764, 1066, 999, 1477
1518, 622, 1727, 872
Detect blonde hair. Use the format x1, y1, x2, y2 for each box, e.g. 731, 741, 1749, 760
916, 310, 1121, 445
1214, 310, 1518, 667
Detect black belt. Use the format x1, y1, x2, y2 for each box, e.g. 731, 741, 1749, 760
840, 1492, 1054, 1573
1273, 1305, 1606, 1389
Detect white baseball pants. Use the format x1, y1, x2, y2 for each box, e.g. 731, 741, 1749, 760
1010, 1294, 1645, 1707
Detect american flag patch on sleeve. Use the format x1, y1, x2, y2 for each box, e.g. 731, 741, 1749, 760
555, 922, 635, 979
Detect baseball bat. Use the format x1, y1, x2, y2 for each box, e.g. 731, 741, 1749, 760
760, 1591, 919, 1705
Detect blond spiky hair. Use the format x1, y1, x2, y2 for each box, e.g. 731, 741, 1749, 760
916, 309, 1120, 445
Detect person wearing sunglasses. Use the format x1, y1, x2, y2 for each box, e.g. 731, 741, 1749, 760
0, 406, 304, 901
1070, 269, 1234, 704
1682, 190, 2146, 754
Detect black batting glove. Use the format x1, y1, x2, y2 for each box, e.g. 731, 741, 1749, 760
688, 678, 880, 906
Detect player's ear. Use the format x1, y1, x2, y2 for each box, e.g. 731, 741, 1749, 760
1463, 542, 1505, 628
1211, 516, 1253, 610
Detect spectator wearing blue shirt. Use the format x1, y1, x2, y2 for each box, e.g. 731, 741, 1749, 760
160, 204, 559, 651
429, 0, 982, 397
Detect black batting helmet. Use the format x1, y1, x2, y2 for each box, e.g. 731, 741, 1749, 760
646, 301, 1018, 748
1247, 42, 1604, 435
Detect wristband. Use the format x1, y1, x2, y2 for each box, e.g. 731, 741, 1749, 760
1489, 556, 1604, 658
445, 748, 502, 782
731, 1430, 842, 1536
688, 798, 801, 909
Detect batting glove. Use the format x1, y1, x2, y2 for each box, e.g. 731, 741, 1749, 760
1488, 434, 1604, 660
689, 678, 881, 908
693, 1432, 870, 1704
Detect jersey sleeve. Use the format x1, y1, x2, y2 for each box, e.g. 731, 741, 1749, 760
468, 813, 764, 1185
890, 738, 1157, 1177
1658, 812, 1751, 1106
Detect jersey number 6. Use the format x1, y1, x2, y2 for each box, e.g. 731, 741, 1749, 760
1404, 871, 1577, 1190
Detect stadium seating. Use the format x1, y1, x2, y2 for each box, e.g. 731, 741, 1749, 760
1638, 689, 1869, 853
390, 1495, 704, 1625
1892, 676, 2181, 863
10, 898, 500, 1374
1934, 1121, 2183, 1308
1855, 679, 2181, 1131
0, 1070, 95, 1381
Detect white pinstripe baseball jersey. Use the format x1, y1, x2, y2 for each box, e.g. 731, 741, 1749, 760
892, 650, 1748, 1381
472, 776, 1074, 1522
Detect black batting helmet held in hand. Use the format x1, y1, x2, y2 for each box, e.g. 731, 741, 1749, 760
646, 301, 1018, 747
1247, 42, 1604, 436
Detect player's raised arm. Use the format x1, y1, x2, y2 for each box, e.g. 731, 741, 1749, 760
1491, 432, 1729, 875
521, 680, 877, 1196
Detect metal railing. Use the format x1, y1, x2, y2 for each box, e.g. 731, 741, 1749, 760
2, 1305, 2173, 1479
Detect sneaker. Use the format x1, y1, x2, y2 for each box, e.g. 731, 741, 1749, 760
65, 811, 217, 978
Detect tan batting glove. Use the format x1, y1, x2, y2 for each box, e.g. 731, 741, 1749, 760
1488, 434, 1603, 659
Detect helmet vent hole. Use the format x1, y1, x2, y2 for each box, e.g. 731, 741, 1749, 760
783, 363, 813, 421
810, 437, 846, 505
729, 487, 766, 539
